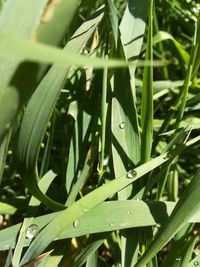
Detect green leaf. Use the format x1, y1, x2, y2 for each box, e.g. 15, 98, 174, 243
120, 0, 148, 78
2, 194, 200, 253
0, 0, 48, 142
72, 235, 105, 267
141, 0, 154, 163
16, 6, 105, 211
19, 136, 200, 265
153, 30, 189, 68
12, 170, 57, 267
0, 30, 127, 69
134, 166, 200, 267
36, 0, 80, 46
107, 0, 119, 49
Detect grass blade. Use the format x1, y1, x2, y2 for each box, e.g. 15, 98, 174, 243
141, 0, 154, 163
12, 170, 57, 267
0, 30, 127, 69
99, 54, 108, 176
120, 0, 148, 78
19, 136, 199, 264
107, 0, 119, 49
36, 0, 80, 46
0, 0, 48, 142
175, 12, 200, 128
16, 6, 105, 210
135, 166, 200, 267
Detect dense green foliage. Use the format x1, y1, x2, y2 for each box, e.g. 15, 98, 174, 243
0, 0, 200, 266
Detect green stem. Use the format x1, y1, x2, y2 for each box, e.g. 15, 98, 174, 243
99, 54, 108, 175
141, 0, 154, 163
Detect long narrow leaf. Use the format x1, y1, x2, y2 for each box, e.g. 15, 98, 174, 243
135, 166, 200, 266
17, 6, 105, 210
19, 136, 200, 264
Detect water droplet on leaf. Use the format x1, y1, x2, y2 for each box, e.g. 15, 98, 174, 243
194, 262, 199, 266
164, 151, 174, 160
126, 170, 137, 179
119, 122, 126, 129
73, 220, 80, 228
103, 155, 109, 167
127, 211, 131, 215
26, 224, 39, 239
175, 257, 182, 262
82, 48, 89, 55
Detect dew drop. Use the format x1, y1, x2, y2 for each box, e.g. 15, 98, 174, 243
194, 262, 199, 266
109, 222, 114, 227
127, 211, 131, 215
73, 220, 80, 228
119, 122, 126, 129
82, 48, 89, 55
175, 257, 182, 262
26, 224, 39, 239
126, 170, 137, 179
164, 151, 174, 160
103, 155, 109, 167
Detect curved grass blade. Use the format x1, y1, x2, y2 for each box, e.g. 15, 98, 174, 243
17, 6, 105, 210
134, 166, 200, 266
39, 113, 55, 177
152, 31, 189, 69
86, 251, 98, 267
19, 137, 199, 265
